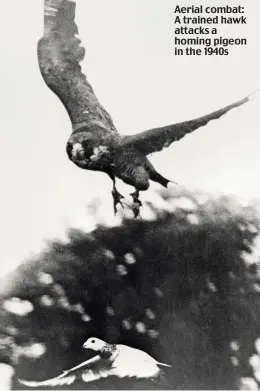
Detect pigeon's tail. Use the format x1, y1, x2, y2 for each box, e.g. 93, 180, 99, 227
149, 170, 177, 188
157, 361, 172, 368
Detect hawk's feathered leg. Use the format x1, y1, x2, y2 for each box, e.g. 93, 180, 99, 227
106, 173, 125, 215
112, 178, 125, 215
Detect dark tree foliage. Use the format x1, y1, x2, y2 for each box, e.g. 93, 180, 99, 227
1, 189, 260, 390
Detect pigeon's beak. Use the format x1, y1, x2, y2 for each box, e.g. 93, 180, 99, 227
83, 341, 89, 349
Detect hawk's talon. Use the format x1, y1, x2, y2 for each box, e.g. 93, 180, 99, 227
112, 189, 125, 215
130, 190, 142, 218
132, 202, 142, 219
135, 199, 142, 207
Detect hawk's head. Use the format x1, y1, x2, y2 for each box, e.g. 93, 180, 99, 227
66, 132, 109, 168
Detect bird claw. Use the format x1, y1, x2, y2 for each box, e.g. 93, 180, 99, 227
112, 189, 125, 215
132, 201, 142, 219
130, 192, 143, 218
112, 188, 143, 218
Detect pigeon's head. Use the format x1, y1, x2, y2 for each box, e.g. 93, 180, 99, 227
83, 337, 106, 352
66, 131, 109, 168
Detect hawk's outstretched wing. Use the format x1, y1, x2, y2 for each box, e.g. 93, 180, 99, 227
18, 355, 101, 387
122, 91, 258, 155
38, 0, 118, 133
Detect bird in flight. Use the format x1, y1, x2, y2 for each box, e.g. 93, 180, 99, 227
18, 337, 172, 388
38, 0, 258, 217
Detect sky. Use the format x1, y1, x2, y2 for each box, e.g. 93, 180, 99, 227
0, 0, 260, 276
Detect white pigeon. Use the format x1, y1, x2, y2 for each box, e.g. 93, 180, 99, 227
18, 337, 171, 387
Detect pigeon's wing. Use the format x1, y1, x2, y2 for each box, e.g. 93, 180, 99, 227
18, 355, 101, 387
18, 372, 76, 388
81, 366, 114, 383
122, 90, 258, 155
38, 0, 118, 134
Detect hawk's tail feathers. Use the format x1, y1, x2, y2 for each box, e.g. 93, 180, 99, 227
149, 171, 177, 188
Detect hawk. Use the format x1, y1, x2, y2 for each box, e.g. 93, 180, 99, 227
38, 0, 257, 217
18, 337, 172, 388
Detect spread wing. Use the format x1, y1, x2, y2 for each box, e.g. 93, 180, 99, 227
37, 0, 118, 134
18, 355, 101, 387
122, 90, 258, 155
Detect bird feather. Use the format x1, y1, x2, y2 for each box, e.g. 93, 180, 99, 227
37, 0, 118, 134
18, 355, 100, 387
121, 90, 258, 155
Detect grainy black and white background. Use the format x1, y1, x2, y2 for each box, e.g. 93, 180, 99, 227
0, 0, 260, 389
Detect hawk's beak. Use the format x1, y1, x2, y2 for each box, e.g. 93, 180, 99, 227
72, 143, 85, 161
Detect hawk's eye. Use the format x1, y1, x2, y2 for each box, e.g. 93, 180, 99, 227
66, 142, 72, 151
